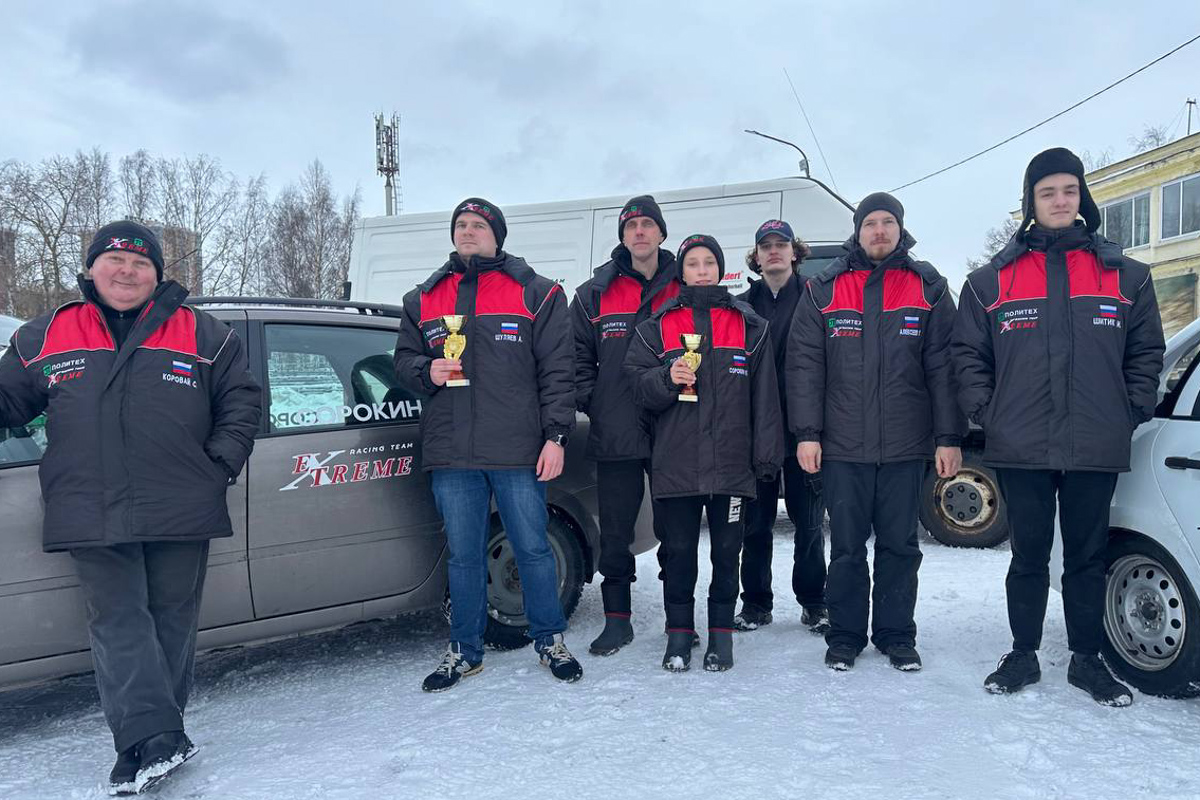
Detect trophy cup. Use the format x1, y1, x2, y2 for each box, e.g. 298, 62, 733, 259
678, 333, 702, 402
442, 315, 470, 387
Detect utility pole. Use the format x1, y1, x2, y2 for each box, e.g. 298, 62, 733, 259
1188, 98, 1196, 137
375, 113, 401, 216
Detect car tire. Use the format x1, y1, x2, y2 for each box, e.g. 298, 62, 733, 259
1102, 534, 1200, 698
919, 451, 1009, 548
442, 507, 587, 651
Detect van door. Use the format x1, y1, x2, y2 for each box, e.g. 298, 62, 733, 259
246, 319, 444, 618
591, 191, 783, 295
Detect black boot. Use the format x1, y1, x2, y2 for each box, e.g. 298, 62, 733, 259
663, 631, 694, 671
733, 604, 773, 631
825, 643, 859, 671
1068, 654, 1133, 707
984, 650, 1041, 694
801, 604, 831, 635
879, 643, 923, 672
664, 601, 699, 647
107, 745, 139, 796
134, 731, 196, 794
590, 584, 635, 656
704, 602, 735, 671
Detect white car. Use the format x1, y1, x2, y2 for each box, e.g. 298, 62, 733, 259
1052, 316, 1200, 697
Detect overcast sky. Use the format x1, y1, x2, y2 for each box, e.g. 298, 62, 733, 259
4, 0, 1200, 290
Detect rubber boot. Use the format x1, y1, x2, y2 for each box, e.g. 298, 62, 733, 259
704, 601, 736, 671
663, 601, 695, 671
590, 583, 635, 656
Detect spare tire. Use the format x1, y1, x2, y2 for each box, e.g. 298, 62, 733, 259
919, 451, 1009, 548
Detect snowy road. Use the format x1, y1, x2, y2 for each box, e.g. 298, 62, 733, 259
2, 525, 1199, 800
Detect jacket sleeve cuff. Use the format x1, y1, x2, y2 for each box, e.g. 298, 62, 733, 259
544, 424, 571, 440
661, 367, 681, 393
935, 435, 962, 448
794, 430, 821, 443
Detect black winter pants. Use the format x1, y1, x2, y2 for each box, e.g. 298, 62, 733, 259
71, 541, 210, 753
823, 460, 924, 651
995, 468, 1118, 655
595, 459, 665, 614
739, 456, 826, 611
657, 495, 745, 630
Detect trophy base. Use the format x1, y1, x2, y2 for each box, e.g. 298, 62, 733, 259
446, 378, 471, 387
677, 393, 698, 403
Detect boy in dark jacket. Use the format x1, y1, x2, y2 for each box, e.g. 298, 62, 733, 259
789, 193, 965, 673
625, 234, 783, 672
954, 148, 1165, 706
734, 219, 828, 635
394, 198, 583, 691
0, 221, 261, 794
570, 195, 680, 655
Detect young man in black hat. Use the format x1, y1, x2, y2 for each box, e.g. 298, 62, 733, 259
0, 220, 262, 793
789, 193, 965, 672
571, 195, 681, 655
395, 198, 583, 691
625, 234, 783, 671
734, 220, 828, 634
955, 148, 1165, 706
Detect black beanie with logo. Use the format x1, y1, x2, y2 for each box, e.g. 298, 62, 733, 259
618, 195, 667, 240
86, 220, 164, 281
676, 233, 725, 281
451, 197, 508, 249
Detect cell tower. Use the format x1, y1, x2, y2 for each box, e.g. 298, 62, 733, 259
375, 113, 401, 216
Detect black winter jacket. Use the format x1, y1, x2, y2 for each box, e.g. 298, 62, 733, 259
624, 285, 784, 499
571, 245, 680, 460
0, 279, 262, 552
787, 234, 966, 464
739, 272, 802, 449
953, 223, 1165, 472
394, 251, 575, 471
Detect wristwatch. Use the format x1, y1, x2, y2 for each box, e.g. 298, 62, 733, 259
549, 433, 569, 448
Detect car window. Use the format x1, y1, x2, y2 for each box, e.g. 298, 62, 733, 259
1159, 336, 1200, 419
265, 324, 423, 434
0, 414, 47, 467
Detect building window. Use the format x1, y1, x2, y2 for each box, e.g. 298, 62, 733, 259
1100, 192, 1150, 250
1162, 174, 1200, 240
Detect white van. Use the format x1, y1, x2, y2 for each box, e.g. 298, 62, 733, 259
347, 177, 855, 301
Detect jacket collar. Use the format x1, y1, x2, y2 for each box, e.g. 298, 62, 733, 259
592, 245, 676, 291
419, 250, 537, 292
986, 222, 1125, 272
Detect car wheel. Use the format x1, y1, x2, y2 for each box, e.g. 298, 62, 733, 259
442, 507, 587, 651
1102, 535, 1200, 698
919, 452, 1009, 548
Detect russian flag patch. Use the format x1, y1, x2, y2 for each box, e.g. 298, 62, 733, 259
500, 322, 520, 333
1099, 304, 1118, 318
732, 354, 747, 366
904, 315, 920, 328
172, 360, 193, 376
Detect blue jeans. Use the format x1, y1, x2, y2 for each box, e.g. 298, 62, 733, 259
430, 468, 567, 661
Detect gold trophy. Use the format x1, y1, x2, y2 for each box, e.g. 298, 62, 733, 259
678, 333, 702, 402
442, 315, 470, 387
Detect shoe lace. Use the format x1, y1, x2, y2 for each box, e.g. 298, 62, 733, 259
435, 649, 466, 676
993, 651, 1027, 676
543, 641, 574, 665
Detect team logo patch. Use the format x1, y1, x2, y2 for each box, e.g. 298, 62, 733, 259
729, 353, 748, 376
900, 315, 922, 337
105, 237, 150, 256
601, 319, 628, 340
998, 307, 1038, 334
43, 358, 86, 387
828, 317, 863, 338
1093, 304, 1122, 328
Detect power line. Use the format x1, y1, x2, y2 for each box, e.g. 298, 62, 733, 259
783, 67, 839, 194
889, 32, 1200, 193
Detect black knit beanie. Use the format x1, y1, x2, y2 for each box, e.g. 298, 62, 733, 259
1020, 147, 1101, 233
853, 192, 905, 238
86, 220, 164, 281
451, 197, 508, 249
618, 195, 667, 240
676, 234, 725, 281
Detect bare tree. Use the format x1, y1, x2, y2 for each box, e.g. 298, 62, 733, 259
1079, 147, 1115, 172
1129, 124, 1171, 154
157, 154, 238, 294
73, 148, 116, 234
0, 156, 90, 315
207, 173, 270, 296
967, 217, 1022, 272
119, 149, 157, 222
263, 161, 360, 299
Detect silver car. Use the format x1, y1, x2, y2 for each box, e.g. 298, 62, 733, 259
0, 299, 656, 689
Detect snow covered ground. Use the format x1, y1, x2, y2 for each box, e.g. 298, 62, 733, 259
2, 523, 1199, 800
